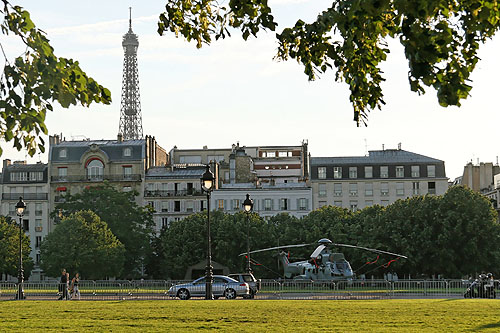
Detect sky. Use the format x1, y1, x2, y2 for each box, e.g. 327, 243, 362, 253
2, 0, 500, 180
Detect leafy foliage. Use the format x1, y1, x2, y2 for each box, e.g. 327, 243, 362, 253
0, 1, 111, 156
151, 186, 500, 279
40, 210, 125, 279
53, 183, 154, 278
0, 215, 33, 278
159, 0, 500, 124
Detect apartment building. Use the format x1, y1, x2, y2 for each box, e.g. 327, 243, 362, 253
144, 163, 218, 232
0, 160, 49, 280
311, 148, 448, 211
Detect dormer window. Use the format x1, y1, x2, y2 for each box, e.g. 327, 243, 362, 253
123, 147, 132, 157
59, 149, 67, 158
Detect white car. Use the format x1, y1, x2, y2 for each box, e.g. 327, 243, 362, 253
168, 275, 250, 300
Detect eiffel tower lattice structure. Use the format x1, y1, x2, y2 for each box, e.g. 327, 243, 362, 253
118, 7, 143, 140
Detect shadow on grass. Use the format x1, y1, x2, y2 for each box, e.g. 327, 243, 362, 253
474, 321, 500, 331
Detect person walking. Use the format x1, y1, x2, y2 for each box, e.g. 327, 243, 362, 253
71, 273, 81, 300
58, 269, 67, 300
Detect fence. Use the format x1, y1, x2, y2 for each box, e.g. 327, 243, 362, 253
0, 279, 497, 301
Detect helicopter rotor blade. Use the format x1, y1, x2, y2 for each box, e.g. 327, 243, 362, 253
238, 243, 313, 256
333, 243, 408, 259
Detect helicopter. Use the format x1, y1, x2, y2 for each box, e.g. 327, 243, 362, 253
243, 238, 408, 281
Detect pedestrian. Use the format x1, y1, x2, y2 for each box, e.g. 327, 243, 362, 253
58, 268, 67, 300
71, 273, 81, 300
66, 272, 70, 300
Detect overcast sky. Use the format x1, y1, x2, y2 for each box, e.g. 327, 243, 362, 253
2, 0, 500, 180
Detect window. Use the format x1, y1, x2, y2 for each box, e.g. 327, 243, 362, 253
87, 159, 104, 180
35, 236, 42, 248
319, 201, 327, 208
428, 182, 436, 194
147, 201, 155, 212
396, 166, 404, 178
427, 165, 436, 178
381, 200, 389, 206
35, 219, 42, 232
381, 182, 389, 196
10, 172, 28, 181
349, 183, 358, 196
365, 166, 373, 178
264, 151, 275, 158
9, 203, 15, 215
123, 166, 133, 179
334, 183, 342, 196
161, 201, 169, 212
186, 200, 194, 212
59, 149, 67, 158
264, 199, 272, 211
58, 167, 67, 180
217, 199, 224, 211
200, 200, 205, 211
318, 183, 327, 197
412, 182, 420, 195
318, 167, 327, 179
35, 203, 42, 216
36, 253, 41, 265
411, 165, 420, 177
280, 198, 288, 210
349, 201, 358, 211
161, 217, 168, 229
380, 166, 388, 178
333, 167, 342, 179
349, 167, 357, 179
396, 182, 404, 196
29, 172, 43, 181
175, 201, 181, 212
123, 186, 132, 192
298, 198, 308, 210
23, 219, 29, 231
334, 201, 342, 207
207, 155, 225, 163
123, 147, 132, 157
180, 155, 202, 163
232, 199, 240, 211
365, 200, 373, 207
278, 151, 288, 157
365, 183, 373, 196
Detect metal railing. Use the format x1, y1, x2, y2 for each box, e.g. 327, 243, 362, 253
51, 174, 141, 182
0, 279, 497, 301
144, 190, 204, 197
2, 193, 48, 200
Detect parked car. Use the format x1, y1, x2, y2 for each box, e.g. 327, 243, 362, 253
228, 273, 260, 298
168, 275, 250, 300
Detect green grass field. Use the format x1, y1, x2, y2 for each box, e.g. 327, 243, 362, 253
0, 299, 499, 332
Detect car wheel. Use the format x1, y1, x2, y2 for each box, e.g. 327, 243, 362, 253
224, 288, 237, 300
177, 288, 190, 300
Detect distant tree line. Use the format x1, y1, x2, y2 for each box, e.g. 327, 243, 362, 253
1, 185, 498, 280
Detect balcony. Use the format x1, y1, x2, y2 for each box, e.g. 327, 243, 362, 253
144, 189, 203, 198
2, 193, 48, 200
51, 174, 141, 182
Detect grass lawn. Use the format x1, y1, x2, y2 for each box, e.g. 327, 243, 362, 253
0, 299, 499, 332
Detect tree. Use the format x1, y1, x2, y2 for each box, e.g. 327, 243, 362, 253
40, 210, 125, 279
0, 215, 33, 280
53, 183, 155, 278
0, 1, 111, 156
158, 0, 500, 124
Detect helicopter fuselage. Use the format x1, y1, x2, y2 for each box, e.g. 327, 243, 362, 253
280, 251, 354, 280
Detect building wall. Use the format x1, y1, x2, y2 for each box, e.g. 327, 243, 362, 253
1, 160, 49, 281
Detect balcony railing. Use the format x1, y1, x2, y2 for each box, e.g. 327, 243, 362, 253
51, 174, 141, 182
144, 189, 203, 198
2, 193, 48, 200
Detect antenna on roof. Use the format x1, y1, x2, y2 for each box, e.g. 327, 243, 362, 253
398, 142, 401, 150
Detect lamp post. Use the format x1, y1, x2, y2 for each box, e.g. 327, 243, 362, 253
201, 164, 215, 300
15, 197, 26, 300
242, 194, 254, 273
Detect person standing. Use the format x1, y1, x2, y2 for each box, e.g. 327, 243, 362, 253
71, 273, 81, 300
58, 269, 67, 300
66, 272, 70, 300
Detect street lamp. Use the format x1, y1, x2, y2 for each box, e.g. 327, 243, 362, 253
201, 164, 215, 300
242, 194, 254, 273
15, 197, 26, 300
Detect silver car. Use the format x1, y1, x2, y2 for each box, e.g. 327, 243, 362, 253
168, 275, 250, 300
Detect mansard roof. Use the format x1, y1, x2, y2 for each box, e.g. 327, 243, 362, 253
311, 149, 443, 165
50, 139, 145, 162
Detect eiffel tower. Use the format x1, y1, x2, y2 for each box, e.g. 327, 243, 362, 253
118, 7, 143, 140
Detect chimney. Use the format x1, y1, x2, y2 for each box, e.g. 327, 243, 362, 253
3, 159, 11, 170
117, 133, 123, 143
